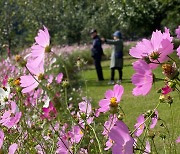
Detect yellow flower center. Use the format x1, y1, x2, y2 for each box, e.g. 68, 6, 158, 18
79, 130, 83, 135
14, 79, 20, 86
139, 124, 144, 130
110, 97, 118, 107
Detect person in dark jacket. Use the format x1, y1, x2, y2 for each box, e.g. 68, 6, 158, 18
102, 31, 123, 84
90, 29, 104, 81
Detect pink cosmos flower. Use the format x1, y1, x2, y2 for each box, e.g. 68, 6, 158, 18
104, 138, 113, 150
0, 101, 22, 129
99, 84, 124, 113
161, 85, 172, 95
175, 26, 180, 39
0, 130, 4, 149
29, 26, 50, 68
56, 137, 72, 154
56, 73, 63, 84
102, 114, 118, 136
177, 46, 180, 59
8, 143, 18, 154
134, 114, 145, 137
150, 110, 158, 129
70, 125, 83, 144
132, 60, 153, 96
109, 120, 134, 154
176, 136, 180, 143
144, 141, 151, 154
79, 99, 92, 116
20, 61, 44, 93
129, 29, 173, 69
41, 102, 57, 120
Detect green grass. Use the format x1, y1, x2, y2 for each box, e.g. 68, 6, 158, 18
81, 54, 180, 153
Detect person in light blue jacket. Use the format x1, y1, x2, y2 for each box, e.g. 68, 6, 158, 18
103, 31, 123, 84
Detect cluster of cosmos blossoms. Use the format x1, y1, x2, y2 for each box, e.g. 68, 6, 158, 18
0, 25, 179, 154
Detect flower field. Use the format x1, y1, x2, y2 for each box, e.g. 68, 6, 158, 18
0, 26, 179, 154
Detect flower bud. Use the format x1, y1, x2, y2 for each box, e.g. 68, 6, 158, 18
162, 63, 179, 80
62, 80, 69, 88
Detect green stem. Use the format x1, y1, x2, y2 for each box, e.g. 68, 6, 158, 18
130, 102, 160, 135
88, 124, 103, 154
152, 138, 158, 154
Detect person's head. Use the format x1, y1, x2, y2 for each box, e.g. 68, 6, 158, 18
90, 29, 97, 38
113, 31, 122, 40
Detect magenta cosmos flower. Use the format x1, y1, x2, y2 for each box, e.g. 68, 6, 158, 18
109, 120, 134, 154
0, 130, 4, 149
150, 110, 158, 129
177, 46, 180, 59
99, 84, 124, 113
144, 141, 151, 154
69, 125, 83, 144
29, 26, 50, 68
134, 114, 145, 137
20, 61, 44, 93
175, 26, 180, 39
102, 114, 118, 136
56, 73, 63, 84
132, 60, 153, 96
129, 29, 173, 69
41, 102, 57, 120
8, 143, 18, 154
176, 136, 180, 143
0, 101, 21, 129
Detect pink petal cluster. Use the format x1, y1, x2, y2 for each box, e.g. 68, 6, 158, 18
177, 46, 180, 59
0, 130, 4, 149
102, 114, 118, 136
132, 60, 153, 96
134, 115, 145, 137
109, 120, 134, 154
161, 85, 172, 95
78, 99, 94, 126
56, 73, 63, 84
56, 137, 72, 154
175, 25, 180, 39
99, 84, 124, 113
70, 125, 83, 144
20, 61, 44, 93
8, 143, 18, 154
41, 102, 57, 120
28, 26, 50, 68
176, 136, 180, 143
144, 141, 151, 154
150, 110, 158, 129
0, 102, 22, 129
129, 29, 173, 69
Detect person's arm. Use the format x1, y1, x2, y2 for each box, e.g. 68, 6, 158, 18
105, 39, 120, 45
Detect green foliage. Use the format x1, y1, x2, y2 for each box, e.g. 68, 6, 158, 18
0, 0, 179, 54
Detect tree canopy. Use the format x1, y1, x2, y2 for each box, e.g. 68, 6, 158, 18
0, 0, 179, 52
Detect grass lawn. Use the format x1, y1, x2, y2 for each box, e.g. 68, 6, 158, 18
81, 54, 180, 153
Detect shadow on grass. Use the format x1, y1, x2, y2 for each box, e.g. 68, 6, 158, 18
86, 78, 132, 87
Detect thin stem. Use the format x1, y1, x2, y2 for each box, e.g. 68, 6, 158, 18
50, 123, 73, 154
152, 138, 158, 154
88, 124, 103, 154
163, 139, 167, 154
131, 102, 160, 135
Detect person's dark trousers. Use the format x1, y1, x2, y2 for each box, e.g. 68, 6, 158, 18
111, 67, 122, 81
94, 58, 104, 81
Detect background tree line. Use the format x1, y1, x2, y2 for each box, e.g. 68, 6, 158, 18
0, 0, 179, 53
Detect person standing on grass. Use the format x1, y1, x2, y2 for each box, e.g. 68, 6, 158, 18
90, 29, 104, 81
102, 31, 123, 84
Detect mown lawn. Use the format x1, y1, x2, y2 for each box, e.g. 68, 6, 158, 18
81, 53, 180, 153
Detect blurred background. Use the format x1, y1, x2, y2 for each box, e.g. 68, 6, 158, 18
0, 0, 179, 53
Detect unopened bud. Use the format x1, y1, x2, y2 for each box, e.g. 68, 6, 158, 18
62, 80, 69, 87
